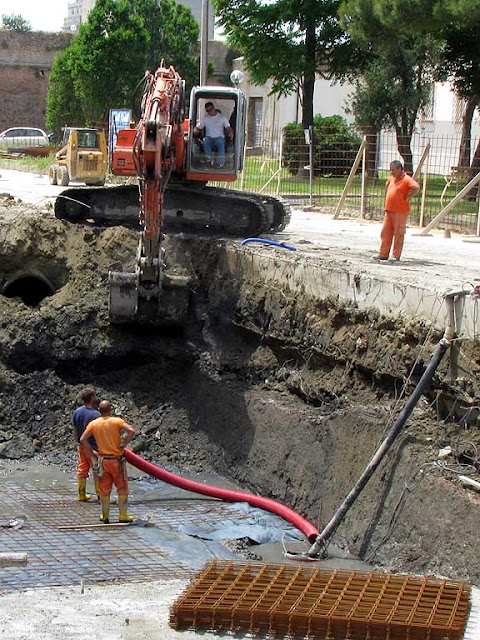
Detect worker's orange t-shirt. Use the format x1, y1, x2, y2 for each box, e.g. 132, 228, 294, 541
85, 416, 125, 456
385, 174, 417, 214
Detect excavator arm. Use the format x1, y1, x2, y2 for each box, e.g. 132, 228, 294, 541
109, 64, 190, 324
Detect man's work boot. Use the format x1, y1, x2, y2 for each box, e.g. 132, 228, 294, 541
118, 494, 134, 523
99, 496, 110, 524
77, 477, 92, 501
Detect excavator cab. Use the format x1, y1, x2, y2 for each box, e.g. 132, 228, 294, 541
186, 87, 246, 181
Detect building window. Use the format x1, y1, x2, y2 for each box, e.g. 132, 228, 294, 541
421, 85, 435, 122
452, 96, 466, 123
248, 97, 264, 148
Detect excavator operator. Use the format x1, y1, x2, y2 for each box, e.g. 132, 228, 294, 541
194, 102, 233, 168
80, 400, 136, 524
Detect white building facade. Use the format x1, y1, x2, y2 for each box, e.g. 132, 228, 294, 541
62, 0, 214, 38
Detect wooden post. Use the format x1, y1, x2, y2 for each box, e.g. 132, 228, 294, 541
420, 172, 480, 235
418, 143, 430, 228
333, 138, 366, 220
0, 553, 27, 567
413, 141, 431, 182
360, 137, 368, 218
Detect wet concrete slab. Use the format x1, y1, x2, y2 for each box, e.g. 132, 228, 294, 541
0, 460, 375, 638
0, 461, 331, 594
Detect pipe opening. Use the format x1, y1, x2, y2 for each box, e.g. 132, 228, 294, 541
3, 276, 54, 307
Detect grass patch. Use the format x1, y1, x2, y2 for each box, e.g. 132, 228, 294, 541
0, 153, 57, 174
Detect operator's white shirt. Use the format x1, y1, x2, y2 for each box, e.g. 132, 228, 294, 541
199, 112, 230, 138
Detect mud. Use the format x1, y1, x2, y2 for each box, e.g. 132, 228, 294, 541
1, 194, 480, 585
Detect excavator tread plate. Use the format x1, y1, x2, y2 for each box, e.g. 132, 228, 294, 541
54, 184, 289, 237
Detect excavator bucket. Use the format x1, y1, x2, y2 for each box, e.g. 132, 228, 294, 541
109, 270, 190, 325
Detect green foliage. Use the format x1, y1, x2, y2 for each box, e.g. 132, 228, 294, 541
1, 13, 32, 31
68, 0, 148, 122
441, 19, 480, 99
213, 0, 354, 127
47, 0, 199, 131
340, 0, 440, 171
282, 115, 361, 176
46, 50, 84, 137
129, 0, 199, 88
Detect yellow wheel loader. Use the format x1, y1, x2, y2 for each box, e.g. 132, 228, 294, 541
49, 128, 107, 187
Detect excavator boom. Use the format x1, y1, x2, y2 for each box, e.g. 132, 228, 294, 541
108, 64, 191, 324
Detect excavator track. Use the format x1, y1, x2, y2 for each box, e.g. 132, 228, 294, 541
54, 183, 290, 237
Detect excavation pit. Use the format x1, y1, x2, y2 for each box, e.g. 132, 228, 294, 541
1, 191, 480, 613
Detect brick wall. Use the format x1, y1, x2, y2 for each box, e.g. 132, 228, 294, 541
0, 31, 72, 132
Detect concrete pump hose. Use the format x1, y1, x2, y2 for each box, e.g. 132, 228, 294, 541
124, 449, 318, 542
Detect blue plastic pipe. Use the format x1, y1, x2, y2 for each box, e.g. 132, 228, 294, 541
241, 238, 296, 251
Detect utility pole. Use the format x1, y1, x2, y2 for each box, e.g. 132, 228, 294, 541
200, 0, 209, 85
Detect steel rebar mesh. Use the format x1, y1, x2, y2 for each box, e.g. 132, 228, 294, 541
170, 560, 471, 640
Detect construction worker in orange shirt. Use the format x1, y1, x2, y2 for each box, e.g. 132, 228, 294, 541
80, 400, 136, 524
375, 160, 420, 263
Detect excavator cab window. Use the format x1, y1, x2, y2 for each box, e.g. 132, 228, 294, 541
187, 88, 246, 179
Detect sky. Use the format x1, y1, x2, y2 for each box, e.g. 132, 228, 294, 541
0, 0, 69, 32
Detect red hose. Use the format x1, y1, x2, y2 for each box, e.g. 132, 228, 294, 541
124, 449, 319, 542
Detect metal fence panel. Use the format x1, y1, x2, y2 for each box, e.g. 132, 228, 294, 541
218, 128, 480, 235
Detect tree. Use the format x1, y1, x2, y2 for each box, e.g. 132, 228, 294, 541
1, 13, 32, 31
129, 0, 199, 89
340, 0, 440, 174
46, 0, 199, 131
213, 0, 353, 129
441, 23, 480, 170
46, 49, 85, 137
68, 0, 148, 122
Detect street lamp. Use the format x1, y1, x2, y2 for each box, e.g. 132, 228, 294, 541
230, 70, 244, 88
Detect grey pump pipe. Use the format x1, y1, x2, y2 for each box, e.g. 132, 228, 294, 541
0, 553, 27, 567
306, 297, 458, 559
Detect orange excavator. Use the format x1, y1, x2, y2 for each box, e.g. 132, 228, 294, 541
55, 63, 289, 324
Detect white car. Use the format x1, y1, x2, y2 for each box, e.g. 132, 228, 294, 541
0, 127, 50, 151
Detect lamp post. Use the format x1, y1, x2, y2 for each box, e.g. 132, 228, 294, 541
200, 0, 209, 85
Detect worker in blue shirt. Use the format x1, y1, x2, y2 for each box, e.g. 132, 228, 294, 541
72, 387, 100, 501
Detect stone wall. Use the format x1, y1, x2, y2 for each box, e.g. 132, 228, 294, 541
0, 31, 72, 132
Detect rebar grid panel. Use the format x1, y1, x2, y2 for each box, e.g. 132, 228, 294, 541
2, 482, 252, 531
170, 560, 471, 640
1, 481, 246, 592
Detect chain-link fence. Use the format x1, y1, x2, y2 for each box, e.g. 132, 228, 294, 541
223, 127, 480, 235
